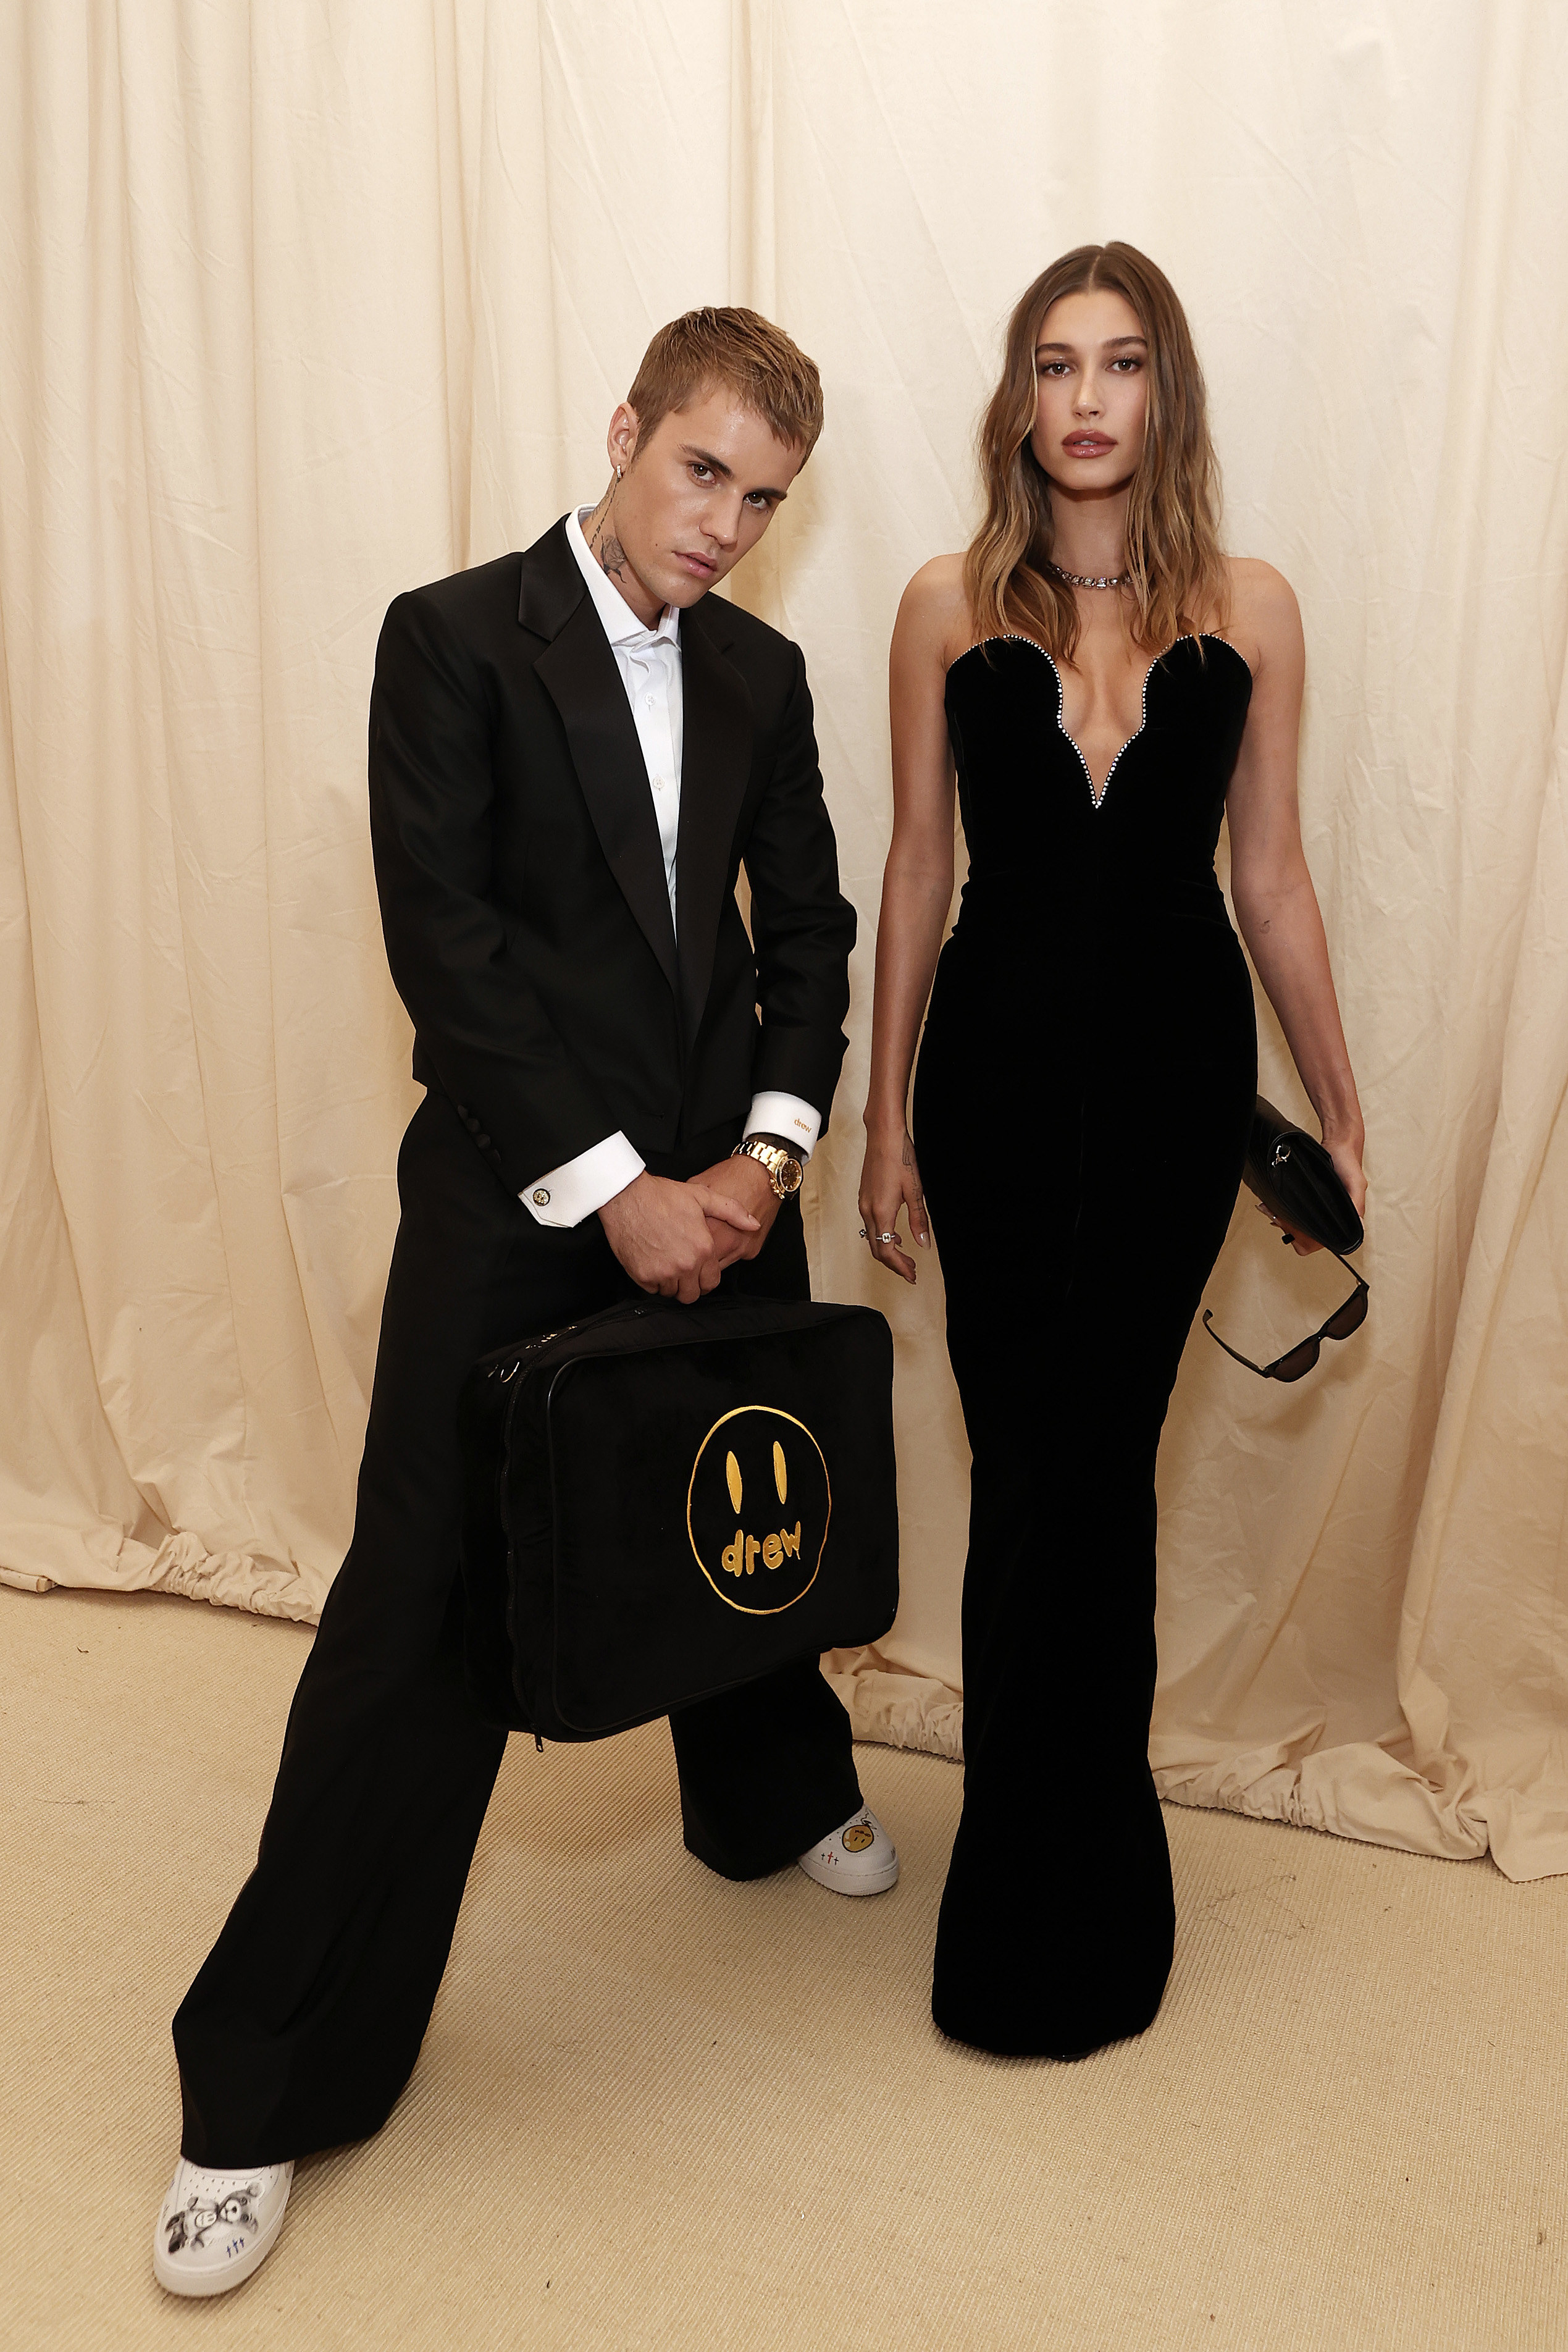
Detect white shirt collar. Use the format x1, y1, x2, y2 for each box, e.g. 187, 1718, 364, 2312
566, 506, 680, 652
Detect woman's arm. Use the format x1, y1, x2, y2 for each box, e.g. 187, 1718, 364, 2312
1224, 561, 1367, 1248
858, 557, 968, 1282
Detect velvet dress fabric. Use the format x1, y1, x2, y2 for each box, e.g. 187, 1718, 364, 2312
913, 632, 1258, 2057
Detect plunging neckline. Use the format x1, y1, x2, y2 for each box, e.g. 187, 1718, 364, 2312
949, 632, 1252, 810
1047, 644, 1157, 808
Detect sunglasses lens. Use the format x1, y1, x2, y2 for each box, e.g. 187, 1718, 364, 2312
1270, 1338, 1322, 1382
1323, 1286, 1369, 1340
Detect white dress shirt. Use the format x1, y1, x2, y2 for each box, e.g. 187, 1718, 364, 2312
522, 509, 821, 1229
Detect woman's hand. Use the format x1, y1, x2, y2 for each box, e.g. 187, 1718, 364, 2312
1326, 1136, 1367, 1217
1300, 1132, 1368, 1257
858, 1127, 931, 1283
1259, 1132, 1367, 1257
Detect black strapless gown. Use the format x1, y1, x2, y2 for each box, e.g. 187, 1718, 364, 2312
912, 632, 1257, 2057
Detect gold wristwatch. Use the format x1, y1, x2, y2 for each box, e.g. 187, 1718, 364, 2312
731, 1133, 804, 1199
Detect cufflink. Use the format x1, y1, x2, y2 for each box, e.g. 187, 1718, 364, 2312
532, 1188, 550, 1207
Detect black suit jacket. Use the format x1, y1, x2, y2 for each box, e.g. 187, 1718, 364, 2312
367, 519, 857, 1193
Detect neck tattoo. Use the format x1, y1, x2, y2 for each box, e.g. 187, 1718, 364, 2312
589, 495, 627, 583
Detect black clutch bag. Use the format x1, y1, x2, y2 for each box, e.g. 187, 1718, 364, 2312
456, 1293, 899, 1742
1244, 1096, 1364, 1254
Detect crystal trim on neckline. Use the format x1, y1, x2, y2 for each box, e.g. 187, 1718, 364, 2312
947, 632, 1253, 813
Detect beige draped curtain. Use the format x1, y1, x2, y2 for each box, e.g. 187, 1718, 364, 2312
4, 2, 1566, 1879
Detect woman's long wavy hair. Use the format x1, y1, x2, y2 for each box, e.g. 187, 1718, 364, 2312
965, 243, 1227, 665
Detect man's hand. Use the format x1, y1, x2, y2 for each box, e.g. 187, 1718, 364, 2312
686, 1152, 782, 1270
598, 1172, 758, 1303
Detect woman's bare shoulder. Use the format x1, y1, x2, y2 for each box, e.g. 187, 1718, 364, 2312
895, 553, 973, 668
1218, 556, 1302, 673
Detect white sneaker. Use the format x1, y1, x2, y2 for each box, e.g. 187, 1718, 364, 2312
797, 1806, 899, 1896
153, 2157, 293, 2298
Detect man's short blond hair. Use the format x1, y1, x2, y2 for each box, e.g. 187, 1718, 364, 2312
627, 306, 824, 464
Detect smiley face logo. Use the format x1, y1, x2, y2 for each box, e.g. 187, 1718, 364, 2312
687, 1406, 831, 1615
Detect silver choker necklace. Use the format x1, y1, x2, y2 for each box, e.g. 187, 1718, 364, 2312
1048, 558, 1129, 591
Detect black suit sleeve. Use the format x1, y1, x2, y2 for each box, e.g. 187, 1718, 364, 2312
741, 644, 857, 1136
367, 589, 616, 1189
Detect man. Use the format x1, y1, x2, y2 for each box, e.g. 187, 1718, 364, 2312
153, 307, 898, 2299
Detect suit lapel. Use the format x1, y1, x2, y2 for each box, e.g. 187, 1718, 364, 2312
676, 600, 754, 1041
527, 539, 678, 995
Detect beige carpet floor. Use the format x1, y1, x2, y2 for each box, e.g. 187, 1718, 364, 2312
3, 1583, 1565, 2352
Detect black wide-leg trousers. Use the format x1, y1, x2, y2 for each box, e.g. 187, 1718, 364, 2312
174, 1091, 861, 2166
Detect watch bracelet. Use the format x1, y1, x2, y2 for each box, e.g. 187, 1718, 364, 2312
731, 1133, 804, 1197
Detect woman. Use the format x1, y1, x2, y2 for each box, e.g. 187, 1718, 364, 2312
858, 243, 1366, 2058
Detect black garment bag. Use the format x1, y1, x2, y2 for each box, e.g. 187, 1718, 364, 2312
457, 1293, 898, 1742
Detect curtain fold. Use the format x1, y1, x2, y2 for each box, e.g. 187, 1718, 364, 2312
4, 1, 1565, 1878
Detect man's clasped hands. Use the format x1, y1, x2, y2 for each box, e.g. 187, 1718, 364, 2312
597, 1156, 781, 1303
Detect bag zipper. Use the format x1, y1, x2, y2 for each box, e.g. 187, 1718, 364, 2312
484, 1301, 652, 1382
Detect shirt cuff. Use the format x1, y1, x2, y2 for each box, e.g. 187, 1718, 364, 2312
744, 1091, 821, 1161
522, 1132, 645, 1228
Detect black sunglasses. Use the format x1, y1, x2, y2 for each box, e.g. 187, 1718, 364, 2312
1202, 1249, 1368, 1382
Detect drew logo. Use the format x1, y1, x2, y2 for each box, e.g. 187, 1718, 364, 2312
720, 1438, 801, 1578
687, 1406, 831, 1616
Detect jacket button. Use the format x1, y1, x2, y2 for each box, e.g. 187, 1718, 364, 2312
532, 1188, 550, 1207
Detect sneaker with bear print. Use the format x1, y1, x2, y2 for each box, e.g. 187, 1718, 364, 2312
153, 2156, 293, 2297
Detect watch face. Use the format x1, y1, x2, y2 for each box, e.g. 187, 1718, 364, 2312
739, 1137, 803, 1195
